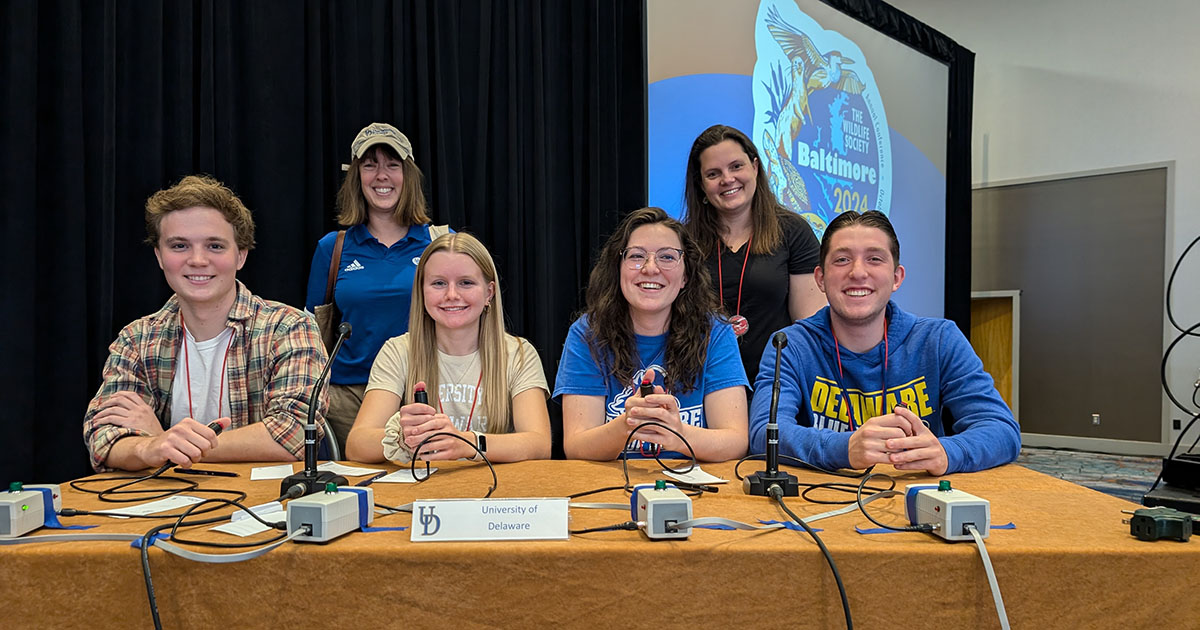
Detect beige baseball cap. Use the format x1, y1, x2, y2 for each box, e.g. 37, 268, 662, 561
349, 122, 413, 162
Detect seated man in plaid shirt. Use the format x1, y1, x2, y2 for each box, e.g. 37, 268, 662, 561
83, 175, 328, 472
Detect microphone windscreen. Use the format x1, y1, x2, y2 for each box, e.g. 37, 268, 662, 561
773, 331, 789, 349
338, 322, 352, 336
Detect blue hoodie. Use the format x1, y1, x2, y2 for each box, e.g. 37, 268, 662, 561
749, 301, 1020, 474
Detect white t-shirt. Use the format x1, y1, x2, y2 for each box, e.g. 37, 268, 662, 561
170, 327, 234, 425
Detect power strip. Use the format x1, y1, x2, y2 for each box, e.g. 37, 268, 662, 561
631, 481, 692, 539
1, 487, 45, 538
905, 481, 990, 542
287, 486, 373, 543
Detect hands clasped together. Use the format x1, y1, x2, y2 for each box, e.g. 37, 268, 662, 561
847, 404, 948, 475
622, 369, 691, 455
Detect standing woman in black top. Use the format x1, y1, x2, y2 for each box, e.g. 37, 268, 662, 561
683, 124, 825, 384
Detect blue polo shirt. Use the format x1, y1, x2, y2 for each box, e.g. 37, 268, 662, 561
305, 223, 440, 385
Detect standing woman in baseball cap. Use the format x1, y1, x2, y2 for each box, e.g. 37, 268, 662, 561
305, 123, 451, 456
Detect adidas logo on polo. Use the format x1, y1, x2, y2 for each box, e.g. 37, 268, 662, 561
344, 259, 365, 272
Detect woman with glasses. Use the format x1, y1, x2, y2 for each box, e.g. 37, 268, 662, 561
554, 207, 749, 461
683, 124, 824, 384
346, 232, 551, 464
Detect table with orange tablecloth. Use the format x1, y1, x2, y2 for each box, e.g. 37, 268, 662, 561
3, 459, 1197, 629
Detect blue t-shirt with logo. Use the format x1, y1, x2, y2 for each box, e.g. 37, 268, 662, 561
553, 314, 748, 458
305, 223, 443, 385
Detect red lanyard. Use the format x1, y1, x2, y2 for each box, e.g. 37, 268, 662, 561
716, 234, 752, 316
180, 315, 235, 421
832, 324, 888, 429
438, 369, 485, 431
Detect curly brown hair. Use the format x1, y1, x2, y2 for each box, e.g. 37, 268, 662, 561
144, 174, 255, 250
583, 207, 720, 394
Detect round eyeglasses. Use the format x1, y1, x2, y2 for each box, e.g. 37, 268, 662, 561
621, 247, 684, 271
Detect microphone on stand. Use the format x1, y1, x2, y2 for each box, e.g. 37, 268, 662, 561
744, 331, 799, 497
281, 322, 352, 498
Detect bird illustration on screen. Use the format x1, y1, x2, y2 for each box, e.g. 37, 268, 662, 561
765, 5, 866, 159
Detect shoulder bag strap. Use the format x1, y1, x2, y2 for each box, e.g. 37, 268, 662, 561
323, 230, 346, 304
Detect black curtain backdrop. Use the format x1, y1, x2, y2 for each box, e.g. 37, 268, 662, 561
1, 0, 647, 484
1, 0, 970, 486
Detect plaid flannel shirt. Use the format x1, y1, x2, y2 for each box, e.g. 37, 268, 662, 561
83, 281, 328, 471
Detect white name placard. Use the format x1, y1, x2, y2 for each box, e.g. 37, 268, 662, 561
409, 497, 568, 542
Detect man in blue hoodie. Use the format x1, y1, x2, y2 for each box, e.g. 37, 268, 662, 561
749, 210, 1020, 475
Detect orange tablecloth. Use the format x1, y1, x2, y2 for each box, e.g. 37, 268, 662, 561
3, 459, 1197, 629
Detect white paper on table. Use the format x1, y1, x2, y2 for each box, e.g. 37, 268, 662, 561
250, 464, 296, 480
102, 495, 206, 517
373, 468, 439, 483
662, 466, 728, 485
317, 462, 386, 477
212, 501, 286, 537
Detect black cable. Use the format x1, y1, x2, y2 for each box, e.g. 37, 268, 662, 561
276, 484, 307, 503
1154, 232, 1200, 483
773, 488, 852, 630
733, 453, 885, 504
1148, 408, 1200, 493
374, 502, 413, 514
59, 488, 248, 520
1188, 381, 1200, 454
800, 481, 896, 505
620, 420, 698, 491
1152, 297, 1200, 490
139, 494, 299, 630
408, 432, 498, 498
733, 452, 873, 480
1159, 320, 1200, 416
165, 498, 289, 548
854, 473, 934, 533
662, 479, 719, 494
140, 510, 231, 630
1164, 232, 1200, 336
70, 465, 199, 503
141, 522, 173, 630
570, 520, 640, 535
565, 421, 701, 501
77, 465, 272, 629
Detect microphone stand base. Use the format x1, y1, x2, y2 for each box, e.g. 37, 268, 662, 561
280, 470, 349, 498
743, 471, 800, 497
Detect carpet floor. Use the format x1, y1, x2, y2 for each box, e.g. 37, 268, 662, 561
1016, 446, 1162, 504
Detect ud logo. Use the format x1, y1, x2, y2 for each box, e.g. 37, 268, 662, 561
418, 505, 441, 536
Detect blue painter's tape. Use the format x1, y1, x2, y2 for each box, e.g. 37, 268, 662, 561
30, 487, 93, 530
341, 487, 407, 533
